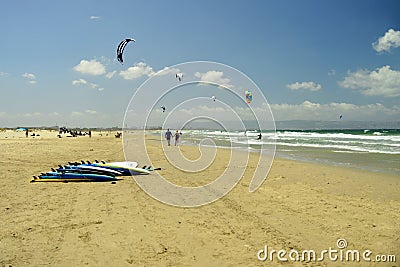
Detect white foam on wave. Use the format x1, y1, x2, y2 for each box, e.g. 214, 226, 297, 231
181, 130, 400, 155
276, 131, 400, 142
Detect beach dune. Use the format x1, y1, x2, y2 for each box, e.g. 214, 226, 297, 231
0, 132, 398, 266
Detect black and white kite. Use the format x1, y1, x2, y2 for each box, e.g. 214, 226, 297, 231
161, 106, 166, 112
117, 38, 135, 64
175, 72, 183, 81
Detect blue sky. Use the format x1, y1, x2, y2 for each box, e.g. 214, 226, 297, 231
1, 0, 399, 127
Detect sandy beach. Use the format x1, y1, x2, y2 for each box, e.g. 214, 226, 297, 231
0, 131, 399, 266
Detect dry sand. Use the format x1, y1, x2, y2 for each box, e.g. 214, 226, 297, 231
0, 131, 399, 266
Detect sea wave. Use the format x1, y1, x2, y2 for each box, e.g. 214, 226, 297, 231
182, 129, 400, 155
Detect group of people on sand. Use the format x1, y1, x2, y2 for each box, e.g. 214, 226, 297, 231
165, 129, 181, 146
58, 127, 92, 138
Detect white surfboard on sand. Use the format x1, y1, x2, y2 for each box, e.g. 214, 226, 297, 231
100, 161, 138, 169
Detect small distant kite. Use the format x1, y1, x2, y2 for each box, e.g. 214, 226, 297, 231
161, 106, 166, 112
211, 96, 216, 102
339, 114, 343, 119
117, 38, 135, 64
175, 72, 183, 81
244, 90, 252, 104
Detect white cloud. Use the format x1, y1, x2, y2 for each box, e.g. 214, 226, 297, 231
71, 111, 83, 116
180, 105, 227, 115
270, 101, 400, 121
0, 71, 9, 77
156, 67, 181, 76
126, 100, 400, 127
72, 78, 87, 86
73, 59, 106, 75
72, 78, 103, 91
23, 112, 42, 117
328, 69, 336, 76
287, 81, 322, 91
90, 16, 100, 20
22, 72, 37, 84
339, 65, 400, 97
168, 105, 247, 122
372, 28, 400, 53
117, 63, 182, 80
194, 71, 232, 88
106, 71, 116, 79
85, 110, 97, 114
89, 83, 98, 89
22, 73, 36, 80
119, 62, 155, 80
72, 110, 97, 117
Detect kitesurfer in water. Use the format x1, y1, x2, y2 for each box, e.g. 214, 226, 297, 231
176, 72, 183, 81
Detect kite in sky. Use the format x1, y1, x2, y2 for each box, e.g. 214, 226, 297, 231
161, 106, 166, 112
117, 38, 135, 64
211, 96, 216, 101
244, 90, 252, 104
175, 72, 183, 81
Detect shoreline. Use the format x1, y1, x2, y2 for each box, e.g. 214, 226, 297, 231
2, 127, 398, 175
148, 128, 400, 176
1, 128, 398, 176
180, 140, 400, 176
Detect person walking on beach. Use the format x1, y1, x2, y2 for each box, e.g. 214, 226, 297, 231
165, 129, 172, 146
174, 130, 180, 146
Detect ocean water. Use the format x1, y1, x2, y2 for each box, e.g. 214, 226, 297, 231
156, 129, 400, 175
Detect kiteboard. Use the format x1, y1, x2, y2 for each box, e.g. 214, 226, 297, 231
57, 165, 122, 176
93, 162, 150, 175
32, 172, 118, 182
97, 161, 139, 169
